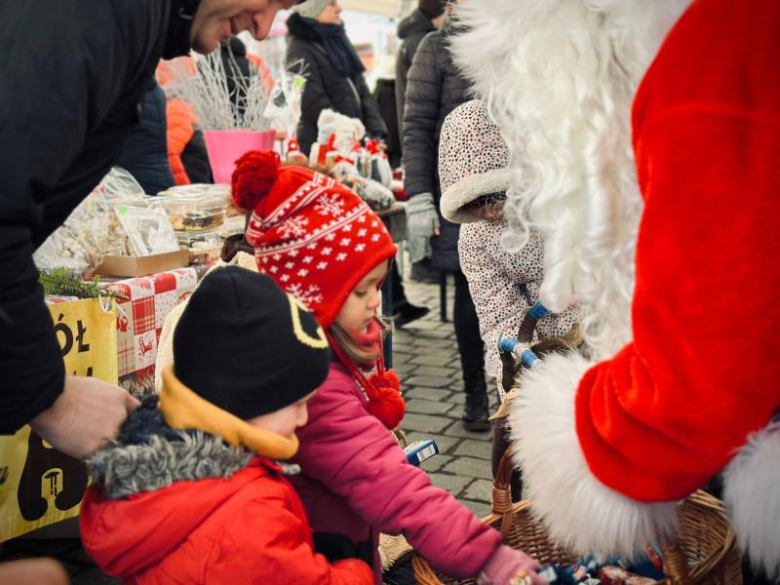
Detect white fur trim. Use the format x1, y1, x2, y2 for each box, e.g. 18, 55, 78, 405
440, 168, 514, 224
510, 352, 680, 557
723, 423, 780, 580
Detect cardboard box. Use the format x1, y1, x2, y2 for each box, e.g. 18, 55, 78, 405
95, 249, 189, 277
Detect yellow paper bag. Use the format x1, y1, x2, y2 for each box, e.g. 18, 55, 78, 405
0, 297, 117, 541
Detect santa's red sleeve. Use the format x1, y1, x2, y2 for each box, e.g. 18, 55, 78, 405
510, 0, 780, 571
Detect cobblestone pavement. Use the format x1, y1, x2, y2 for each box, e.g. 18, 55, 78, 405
393, 276, 496, 520
1, 275, 494, 583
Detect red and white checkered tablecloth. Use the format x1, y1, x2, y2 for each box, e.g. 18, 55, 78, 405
109, 268, 198, 382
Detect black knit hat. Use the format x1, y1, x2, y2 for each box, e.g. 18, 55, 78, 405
419, 0, 447, 20
173, 267, 330, 420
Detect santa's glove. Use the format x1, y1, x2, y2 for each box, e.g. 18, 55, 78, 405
405, 192, 440, 239
477, 545, 546, 585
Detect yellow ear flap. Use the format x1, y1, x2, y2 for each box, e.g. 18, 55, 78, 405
287, 294, 329, 349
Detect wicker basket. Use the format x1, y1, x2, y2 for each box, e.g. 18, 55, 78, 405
412, 453, 742, 585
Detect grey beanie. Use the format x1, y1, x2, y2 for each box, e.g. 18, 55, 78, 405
438, 100, 513, 224
292, 0, 333, 19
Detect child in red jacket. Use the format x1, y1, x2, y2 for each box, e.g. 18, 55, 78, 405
80, 267, 373, 585
231, 151, 544, 585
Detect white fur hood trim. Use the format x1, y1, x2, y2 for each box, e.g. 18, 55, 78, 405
440, 168, 514, 224
510, 351, 680, 557
723, 422, 780, 580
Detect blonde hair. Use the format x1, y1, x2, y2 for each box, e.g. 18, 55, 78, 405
329, 317, 390, 367
450, 0, 689, 360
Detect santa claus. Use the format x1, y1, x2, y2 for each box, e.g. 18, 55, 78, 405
452, 0, 780, 577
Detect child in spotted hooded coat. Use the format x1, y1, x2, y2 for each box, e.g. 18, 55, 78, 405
230, 149, 545, 585
438, 100, 580, 493
438, 99, 580, 402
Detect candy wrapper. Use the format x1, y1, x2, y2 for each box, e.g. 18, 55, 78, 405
597, 566, 656, 585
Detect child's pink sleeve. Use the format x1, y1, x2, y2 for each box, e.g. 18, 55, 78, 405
295, 371, 502, 579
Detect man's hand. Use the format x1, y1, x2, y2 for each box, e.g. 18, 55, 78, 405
30, 376, 139, 460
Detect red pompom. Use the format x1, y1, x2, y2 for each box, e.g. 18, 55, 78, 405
366, 370, 405, 430
231, 150, 281, 211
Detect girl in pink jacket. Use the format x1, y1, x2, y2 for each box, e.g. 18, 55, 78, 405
231, 150, 543, 585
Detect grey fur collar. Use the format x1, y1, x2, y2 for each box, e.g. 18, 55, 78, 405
88, 431, 253, 500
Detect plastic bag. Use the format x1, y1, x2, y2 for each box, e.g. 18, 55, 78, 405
264, 70, 306, 136
114, 203, 180, 256
33, 168, 146, 274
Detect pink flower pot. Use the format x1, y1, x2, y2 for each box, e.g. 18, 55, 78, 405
204, 130, 276, 185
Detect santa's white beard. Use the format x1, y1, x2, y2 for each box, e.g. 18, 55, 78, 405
451, 0, 690, 360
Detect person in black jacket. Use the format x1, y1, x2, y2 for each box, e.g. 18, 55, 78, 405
395, 0, 448, 143
118, 77, 177, 195
285, 0, 388, 157
0, 0, 301, 460
403, 13, 492, 432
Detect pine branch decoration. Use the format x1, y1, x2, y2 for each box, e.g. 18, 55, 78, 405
39, 268, 126, 300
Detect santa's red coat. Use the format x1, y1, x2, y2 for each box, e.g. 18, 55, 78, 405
512, 0, 780, 561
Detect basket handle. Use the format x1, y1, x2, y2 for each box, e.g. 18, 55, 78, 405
500, 308, 542, 392
411, 554, 446, 585
661, 535, 692, 585
516, 305, 542, 344
492, 448, 516, 539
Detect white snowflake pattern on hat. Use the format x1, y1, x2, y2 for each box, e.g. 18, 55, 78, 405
287, 283, 323, 307
314, 194, 346, 217
278, 216, 310, 238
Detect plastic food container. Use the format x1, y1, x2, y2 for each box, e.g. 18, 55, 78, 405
175, 230, 223, 265
159, 193, 226, 233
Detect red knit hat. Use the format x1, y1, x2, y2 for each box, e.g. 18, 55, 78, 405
232, 151, 403, 429
231, 150, 398, 329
